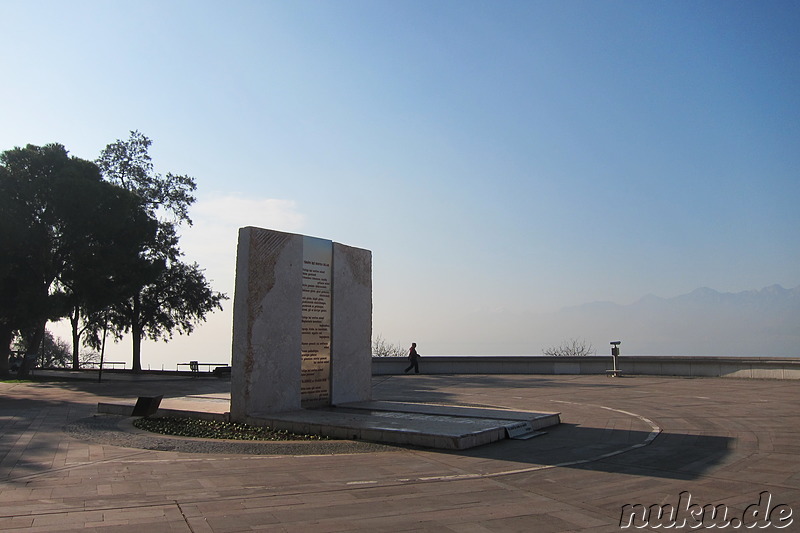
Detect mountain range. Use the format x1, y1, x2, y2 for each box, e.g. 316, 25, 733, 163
558, 284, 800, 356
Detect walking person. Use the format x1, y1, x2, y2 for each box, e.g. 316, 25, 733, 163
404, 342, 421, 374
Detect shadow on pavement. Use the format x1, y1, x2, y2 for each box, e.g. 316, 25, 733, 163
373, 374, 734, 481
438, 423, 733, 481
2, 373, 734, 484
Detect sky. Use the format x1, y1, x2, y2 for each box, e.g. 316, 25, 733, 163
2, 1, 799, 367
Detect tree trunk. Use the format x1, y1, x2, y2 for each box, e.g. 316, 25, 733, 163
131, 295, 142, 372
18, 321, 45, 378
70, 305, 81, 370
0, 325, 12, 378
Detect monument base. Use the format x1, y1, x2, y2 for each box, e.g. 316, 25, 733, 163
245, 402, 560, 450
99, 397, 560, 450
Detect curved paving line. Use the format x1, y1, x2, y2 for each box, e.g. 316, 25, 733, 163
348, 400, 663, 485
60, 402, 662, 489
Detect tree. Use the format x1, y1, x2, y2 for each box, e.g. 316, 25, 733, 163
86, 251, 226, 367
56, 182, 161, 368
92, 132, 226, 371
0, 143, 159, 377
1, 144, 65, 376
0, 238, 48, 377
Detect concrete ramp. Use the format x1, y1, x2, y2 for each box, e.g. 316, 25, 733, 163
246, 402, 560, 450
341, 400, 559, 429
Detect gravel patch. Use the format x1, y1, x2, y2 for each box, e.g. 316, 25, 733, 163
65, 414, 401, 455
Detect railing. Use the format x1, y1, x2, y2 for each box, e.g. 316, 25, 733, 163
81, 361, 127, 369
372, 355, 800, 380
177, 361, 230, 373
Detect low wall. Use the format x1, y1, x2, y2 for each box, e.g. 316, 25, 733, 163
372, 355, 800, 380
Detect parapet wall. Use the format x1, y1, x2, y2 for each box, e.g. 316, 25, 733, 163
372, 355, 800, 380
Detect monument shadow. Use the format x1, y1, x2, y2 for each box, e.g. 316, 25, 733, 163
371, 374, 733, 481
434, 424, 733, 481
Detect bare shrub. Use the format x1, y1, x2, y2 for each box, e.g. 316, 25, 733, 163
542, 338, 596, 357
372, 335, 405, 357
79, 351, 102, 368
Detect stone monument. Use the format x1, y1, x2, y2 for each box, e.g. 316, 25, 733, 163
230, 227, 372, 421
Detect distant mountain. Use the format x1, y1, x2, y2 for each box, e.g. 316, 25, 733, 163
557, 285, 800, 356
564, 284, 800, 313
421, 285, 799, 357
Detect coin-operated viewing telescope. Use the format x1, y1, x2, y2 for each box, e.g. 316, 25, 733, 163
608, 341, 622, 377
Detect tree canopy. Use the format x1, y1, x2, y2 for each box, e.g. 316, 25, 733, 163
91, 131, 226, 371
1, 134, 226, 375
56, 176, 162, 369
0, 143, 159, 376
96, 130, 196, 224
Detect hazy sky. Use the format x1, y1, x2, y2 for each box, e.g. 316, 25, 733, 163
2, 1, 799, 366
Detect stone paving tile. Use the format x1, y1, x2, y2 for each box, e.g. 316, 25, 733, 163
203, 509, 280, 532
0, 516, 36, 529
2, 373, 799, 531
475, 513, 576, 533
549, 509, 609, 529
443, 523, 495, 533
185, 516, 215, 533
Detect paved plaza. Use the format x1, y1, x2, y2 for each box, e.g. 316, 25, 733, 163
1, 372, 798, 531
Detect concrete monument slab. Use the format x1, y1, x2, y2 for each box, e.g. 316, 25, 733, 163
230, 227, 372, 421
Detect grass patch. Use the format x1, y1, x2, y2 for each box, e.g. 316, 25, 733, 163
133, 416, 328, 441
1, 379, 33, 383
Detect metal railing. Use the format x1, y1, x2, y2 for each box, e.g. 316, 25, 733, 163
177, 361, 229, 372
80, 361, 127, 369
